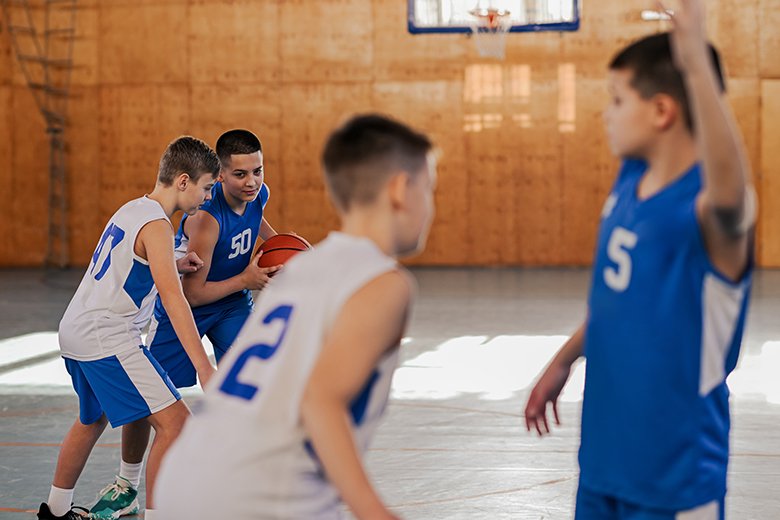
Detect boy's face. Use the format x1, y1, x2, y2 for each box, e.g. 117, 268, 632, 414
183, 173, 216, 215
220, 152, 264, 204
603, 69, 657, 158
398, 154, 437, 257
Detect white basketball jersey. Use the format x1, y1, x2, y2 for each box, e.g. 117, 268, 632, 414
59, 196, 171, 361
156, 232, 400, 519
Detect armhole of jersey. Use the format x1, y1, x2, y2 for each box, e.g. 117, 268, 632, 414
689, 197, 753, 287
131, 217, 173, 266
260, 183, 270, 208
323, 263, 400, 335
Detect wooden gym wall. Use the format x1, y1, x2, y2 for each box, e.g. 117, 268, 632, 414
0, 0, 778, 267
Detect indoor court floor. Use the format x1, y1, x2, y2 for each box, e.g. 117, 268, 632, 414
1, 267, 779, 519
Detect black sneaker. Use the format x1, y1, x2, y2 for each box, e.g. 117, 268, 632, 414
37, 503, 90, 519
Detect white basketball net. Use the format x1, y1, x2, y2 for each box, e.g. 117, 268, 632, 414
469, 7, 511, 59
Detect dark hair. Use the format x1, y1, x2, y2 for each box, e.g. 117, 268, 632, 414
609, 32, 725, 132
322, 114, 433, 211
216, 129, 263, 169
158, 136, 220, 185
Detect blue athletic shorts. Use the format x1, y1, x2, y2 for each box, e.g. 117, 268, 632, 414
64, 346, 181, 428
575, 485, 725, 520
147, 302, 251, 388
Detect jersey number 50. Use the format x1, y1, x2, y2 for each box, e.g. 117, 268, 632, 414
228, 229, 252, 259
604, 227, 638, 292
219, 305, 294, 401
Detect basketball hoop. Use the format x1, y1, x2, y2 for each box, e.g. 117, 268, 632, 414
469, 7, 511, 60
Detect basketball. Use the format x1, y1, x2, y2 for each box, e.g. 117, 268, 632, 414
256, 233, 312, 268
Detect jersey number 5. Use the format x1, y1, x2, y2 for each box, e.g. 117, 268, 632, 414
219, 305, 294, 401
604, 227, 638, 292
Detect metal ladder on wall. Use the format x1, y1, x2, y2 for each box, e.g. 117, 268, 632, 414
1, 0, 78, 267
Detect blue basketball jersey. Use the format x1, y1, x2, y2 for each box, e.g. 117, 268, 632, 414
169, 182, 269, 311
580, 159, 752, 510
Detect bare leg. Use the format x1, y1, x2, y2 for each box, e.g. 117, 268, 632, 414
121, 418, 152, 464
52, 415, 109, 489
143, 400, 190, 508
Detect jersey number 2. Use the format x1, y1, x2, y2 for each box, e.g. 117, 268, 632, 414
219, 305, 294, 401
604, 227, 637, 292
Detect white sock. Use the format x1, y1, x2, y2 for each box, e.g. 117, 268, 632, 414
119, 460, 143, 489
144, 509, 158, 519
47, 486, 74, 517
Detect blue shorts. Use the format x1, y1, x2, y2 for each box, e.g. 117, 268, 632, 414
64, 346, 181, 428
575, 485, 725, 520
147, 302, 251, 388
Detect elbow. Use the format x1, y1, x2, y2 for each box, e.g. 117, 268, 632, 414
712, 204, 749, 239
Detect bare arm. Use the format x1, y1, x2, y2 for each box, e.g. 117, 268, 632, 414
259, 217, 277, 241
181, 212, 278, 307
137, 220, 214, 386
524, 321, 585, 436
663, 0, 754, 279
300, 270, 411, 520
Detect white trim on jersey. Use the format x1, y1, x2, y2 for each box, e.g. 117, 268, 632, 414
676, 499, 719, 520
700, 273, 746, 396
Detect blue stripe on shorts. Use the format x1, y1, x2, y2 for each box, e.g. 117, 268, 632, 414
64, 346, 181, 428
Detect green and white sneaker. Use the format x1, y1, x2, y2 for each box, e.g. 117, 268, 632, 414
88, 477, 140, 519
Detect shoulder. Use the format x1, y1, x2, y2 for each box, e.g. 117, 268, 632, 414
184, 210, 220, 240
355, 269, 414, 311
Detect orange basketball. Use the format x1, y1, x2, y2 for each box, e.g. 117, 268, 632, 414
257, 233, 312, 268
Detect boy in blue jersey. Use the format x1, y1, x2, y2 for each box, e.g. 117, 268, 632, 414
89, 130, 281, 519
524, 1, 754, 519
37, 137, 220, 520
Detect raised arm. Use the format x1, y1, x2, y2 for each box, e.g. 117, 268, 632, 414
663, 0, 754, 279
300, 270, 412, 520
137, 219, 214, 386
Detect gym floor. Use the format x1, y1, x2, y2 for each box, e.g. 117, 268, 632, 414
1, 268, 778, 519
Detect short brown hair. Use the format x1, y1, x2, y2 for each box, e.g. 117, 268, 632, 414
322, 114, 433, 211
216, 129, 263, 169
609, 32, 725, 133
158, 136, 220, 185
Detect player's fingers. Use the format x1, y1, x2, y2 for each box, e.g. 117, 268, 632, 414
541, 410, 550, 434
552, 400, 561, 426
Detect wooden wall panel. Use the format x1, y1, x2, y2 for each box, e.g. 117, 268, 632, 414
0, 23, 11, 86
281, 0, 373, 84
279, 83, 374, 243
70, 5, 99, 87
709, 0, 759, 78
98, 86, 191, 221
759, 0, 780, 78
10, 87, 48, 265
189, 0, 281, 84
759, 80, 780, 266
372, 0, 466, 82
99, 4, 189, 85
66, 86, 102, 265
560, 79, 616, 265
373, 80, 467, 265
0, 87, 12, 263
4, 0, 780, 267
189, 84, 283, 226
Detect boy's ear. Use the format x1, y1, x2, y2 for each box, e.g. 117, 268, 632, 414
386, 171, 409, 210
653, 93, 680, 131
175, 172, 190, 191
217, 170, 225, 183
